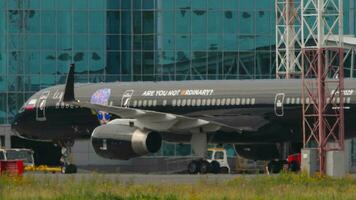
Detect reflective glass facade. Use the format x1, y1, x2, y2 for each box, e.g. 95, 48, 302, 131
0, 1, 355, 155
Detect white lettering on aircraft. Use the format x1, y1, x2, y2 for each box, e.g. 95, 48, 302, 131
142, 89, 214, 97
331, 89, 354, 96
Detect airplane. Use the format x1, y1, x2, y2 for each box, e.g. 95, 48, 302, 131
11, 64, 356, 174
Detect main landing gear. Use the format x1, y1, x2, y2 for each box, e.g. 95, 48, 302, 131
58, 140, 77, 174
188, 132, 222, 174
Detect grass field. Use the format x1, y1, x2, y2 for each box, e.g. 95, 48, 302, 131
1, 173, 356, 200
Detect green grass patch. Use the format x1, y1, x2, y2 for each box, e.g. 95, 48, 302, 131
1, 173, 356, 200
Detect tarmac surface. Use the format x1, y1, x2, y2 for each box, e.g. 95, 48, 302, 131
25, 173, 253, 184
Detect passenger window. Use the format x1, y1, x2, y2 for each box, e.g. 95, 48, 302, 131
216, 99, 221, 106
153, 100, 157, 106
231, 98, 236, 105
172, 99, 177, 106
148, 100, 152, 107
246, 98, 250, 105
291, 98, 295, 104
177, 99, 181, 106
133, 100, 137, 107
236, 98, 240, 105
241, 98, 245, 105
221, 98, 226, 105
296, 98, 300, 104
143, 100, 147, 107
347, 97, 351, 104
286, 98, 290, 104
251, 98, 255, 105
187, 99, 191, 106
197, 99, 201, 106
207, 99, 211, 106
138, 100, 142, 107
305, 98, 310, 104
212, 98, 216, 106
226, 98, 231, 105
192, 99, 196, 106
182, 99, 187, 106
202, 99, 206, 106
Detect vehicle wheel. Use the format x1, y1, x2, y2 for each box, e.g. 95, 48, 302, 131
61, 164, 77, 174
188, 160, 200, 174
220, 167, 229, 174
289, 160, 300, 172
200, 161, 210, 174
210, 161, 220, 174
268, 161, 282, 174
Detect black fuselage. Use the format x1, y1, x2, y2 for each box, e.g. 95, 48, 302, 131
11, 79, 356, 145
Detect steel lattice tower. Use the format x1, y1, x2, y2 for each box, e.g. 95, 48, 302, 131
301, 0, 345, 175
276, 0, 303, 79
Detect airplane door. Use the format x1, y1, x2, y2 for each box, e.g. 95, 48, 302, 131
121, 90, 134, 107
274, 93, 285, 117
36, 91, 50, 121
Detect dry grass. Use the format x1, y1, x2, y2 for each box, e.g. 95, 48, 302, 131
1, 173, 356, 200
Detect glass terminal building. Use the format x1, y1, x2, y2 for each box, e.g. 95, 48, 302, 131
0, 0, 355, 161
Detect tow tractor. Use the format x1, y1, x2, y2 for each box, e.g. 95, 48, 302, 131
0, 148, 61, 173
188, 148, 231, 174
0, 148, 35, 167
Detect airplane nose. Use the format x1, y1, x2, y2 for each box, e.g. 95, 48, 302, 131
11, 112, 23, 136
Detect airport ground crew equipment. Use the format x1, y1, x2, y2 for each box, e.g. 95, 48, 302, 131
0, 160, 24, 176
188, 148, 230, 174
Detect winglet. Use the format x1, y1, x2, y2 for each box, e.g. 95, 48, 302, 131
63, 63, 76, 102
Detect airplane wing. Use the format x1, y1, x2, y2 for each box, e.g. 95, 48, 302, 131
63, 64, 236, 133
71, 101, 226, 132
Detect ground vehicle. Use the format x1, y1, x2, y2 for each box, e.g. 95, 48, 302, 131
188, 148, 231, 174
287, 153, 301, 172
235, 156, 266, 174
0, 148, 34, 167
0, 148, 61, 173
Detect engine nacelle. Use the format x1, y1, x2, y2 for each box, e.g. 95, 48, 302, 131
91, 121, 161, 160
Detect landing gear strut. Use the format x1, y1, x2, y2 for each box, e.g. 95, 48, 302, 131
58, 140, 77, 174
188, 132, 224, 174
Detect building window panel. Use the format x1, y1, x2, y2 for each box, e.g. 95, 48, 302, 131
176, 10, 191, 33
208, 11, 222, 33
89, 11, 105, 33
74, 11, 88, 34
192, 10, 207, 34
57, 11, 72, 34
89, 51, 105, 72
42, 51, 57, 74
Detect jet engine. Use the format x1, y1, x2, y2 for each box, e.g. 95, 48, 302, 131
91, 121, 162, 160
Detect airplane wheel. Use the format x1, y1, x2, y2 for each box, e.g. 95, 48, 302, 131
188, 160, 200, 174
210, 161, 220, 174
200, 161, 210, 174
61, 164, 77, 174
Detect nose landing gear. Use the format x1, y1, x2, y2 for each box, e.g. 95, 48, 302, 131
58, 140, 77, 174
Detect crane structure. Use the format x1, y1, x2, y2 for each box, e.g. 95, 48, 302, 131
276, 0, 345, 175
